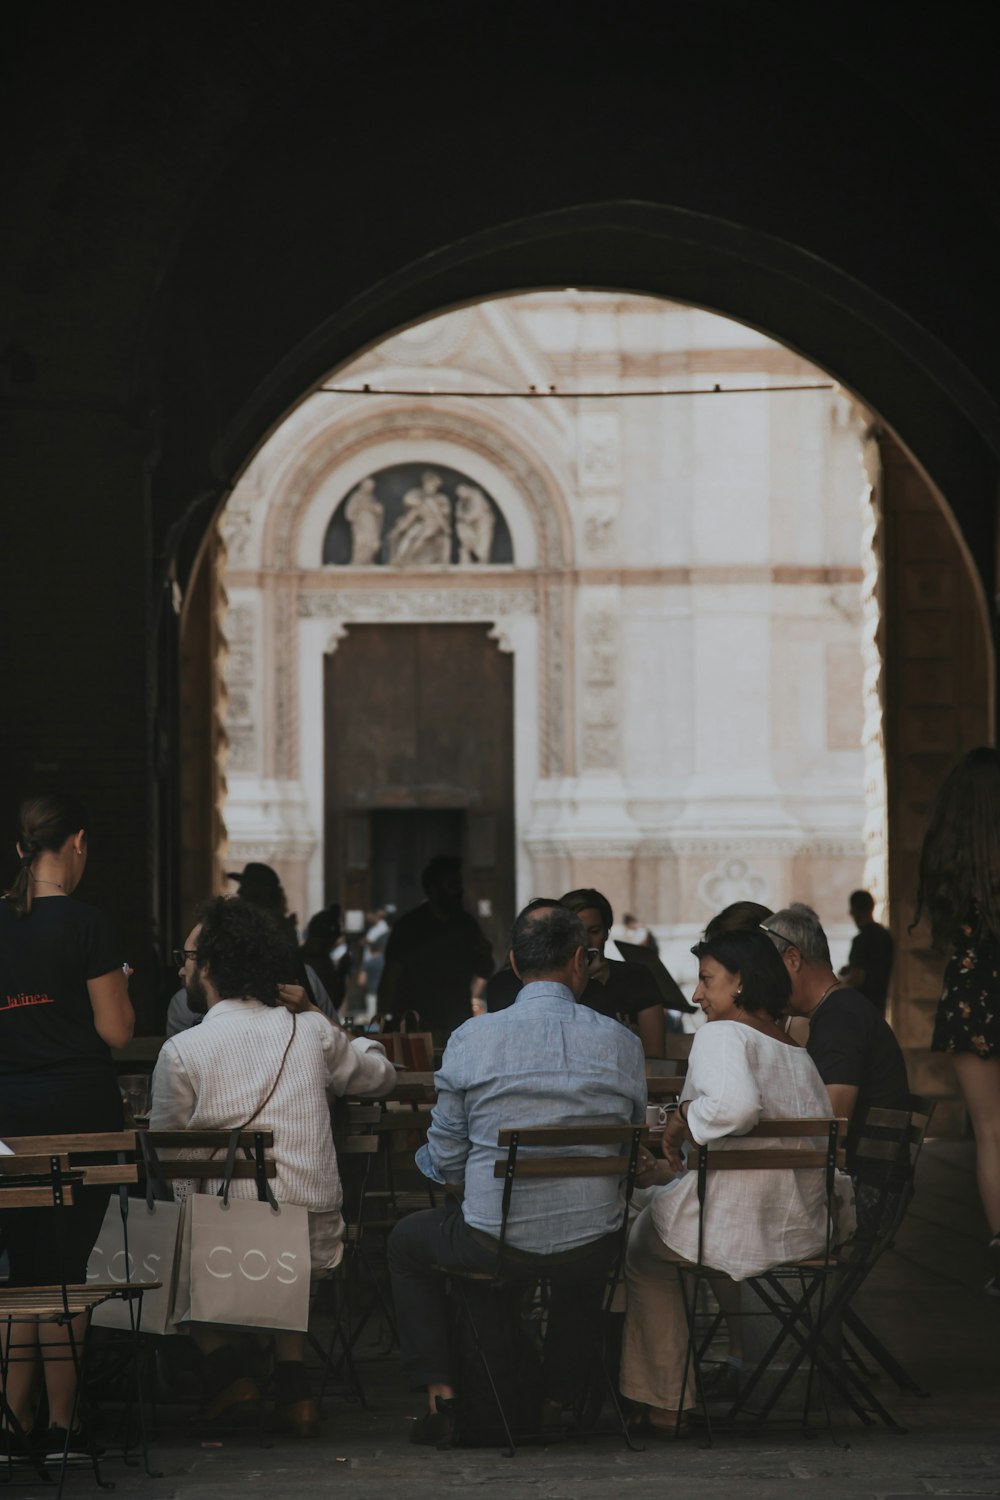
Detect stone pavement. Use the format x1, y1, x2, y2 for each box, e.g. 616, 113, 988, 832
35, 1141, 1000, 1499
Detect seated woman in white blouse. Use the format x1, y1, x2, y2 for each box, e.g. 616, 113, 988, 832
620, 927, 853, 1437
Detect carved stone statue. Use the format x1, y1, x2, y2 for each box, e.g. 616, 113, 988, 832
344, 477, 384, 565
455, 483, 496, 564
386, 470, 452, 565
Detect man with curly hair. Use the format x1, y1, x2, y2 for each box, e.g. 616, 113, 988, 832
149, 896, 395, 1434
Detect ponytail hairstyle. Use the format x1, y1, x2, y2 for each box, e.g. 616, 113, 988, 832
4, 792, 88, 918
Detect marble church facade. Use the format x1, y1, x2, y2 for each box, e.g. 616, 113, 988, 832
217, 293, 877, 986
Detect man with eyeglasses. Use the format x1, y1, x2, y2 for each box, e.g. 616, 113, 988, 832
388, 899, 646, 1446
165, 892, 341, 1036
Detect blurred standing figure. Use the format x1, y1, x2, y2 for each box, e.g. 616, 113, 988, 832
916, 747, 1000, 1295
378, 857, 493, 1045
361, 907, 391, 1001
623, 912, 659, 957
299, 905, 350, 1017
0, 793, 134, 1459
840, 890, 894, 1015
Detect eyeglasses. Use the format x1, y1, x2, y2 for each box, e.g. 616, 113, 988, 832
172, 948, 198, 967
760, 924, 795, 951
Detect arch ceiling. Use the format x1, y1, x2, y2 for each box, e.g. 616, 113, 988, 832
4, 3, 999, 601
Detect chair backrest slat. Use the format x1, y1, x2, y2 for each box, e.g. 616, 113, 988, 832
855, 1137, 917, 1161
2, 1131, 138, 1155
706, 1149, 844, 1172
697, 1119, 846, 1172
143, 1130, 274, 1150
71, 1163, 140, 1186
346, 1104, 382, 1125
142, 1159, 276, 1180
864, 1106, 928, 1131
497, 1124, 643, 1148
0, 1183, 78, 1208
0, 1153, 72, 1175
339, 1136, 381, 1156
1, 1131, 141, 1187
493, 1157, 629, 1180
741, 1118, 848, 1140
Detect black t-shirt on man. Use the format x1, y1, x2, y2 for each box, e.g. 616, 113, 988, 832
806, 985, 910, 1172
0, 896, 123, 1073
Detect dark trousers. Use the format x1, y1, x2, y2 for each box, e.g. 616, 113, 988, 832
387, 1201, 617, 1400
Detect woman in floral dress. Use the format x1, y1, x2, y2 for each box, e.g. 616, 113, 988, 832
917, 747, 1000, 1294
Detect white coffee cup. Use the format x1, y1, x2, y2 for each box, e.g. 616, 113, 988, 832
645, 1104, 670, 1130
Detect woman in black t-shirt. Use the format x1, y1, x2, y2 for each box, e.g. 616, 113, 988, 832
0, 792, 134, 1452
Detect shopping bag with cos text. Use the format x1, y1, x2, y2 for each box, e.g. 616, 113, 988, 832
170, 1191, 312, 1332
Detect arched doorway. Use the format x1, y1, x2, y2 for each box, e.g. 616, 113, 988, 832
180, 292, 929, 1000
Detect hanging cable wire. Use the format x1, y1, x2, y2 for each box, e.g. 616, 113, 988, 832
318, 381, 836, 400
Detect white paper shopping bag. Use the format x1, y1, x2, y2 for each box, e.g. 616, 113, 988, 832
171, 1192, 312, 1332
87, 1195, 182, 1336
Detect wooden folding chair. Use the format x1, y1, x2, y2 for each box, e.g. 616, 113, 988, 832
827, 1100, 935, 1404
674, 1117, 847, 1444
318, 1096, 439, 1390
440, 1122, 645, 1455
313, 1128, 386, 1409
0, 1135, 155, 1495
737, 1102, 934, 1438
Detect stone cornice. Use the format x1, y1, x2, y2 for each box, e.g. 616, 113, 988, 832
226, 564, 864, 589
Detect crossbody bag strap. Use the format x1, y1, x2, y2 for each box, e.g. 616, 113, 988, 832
139, 1130, 173, 1208
219, 1011, 297, 1208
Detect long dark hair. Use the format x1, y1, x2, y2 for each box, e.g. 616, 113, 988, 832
915, 747, 1000, 947
4, 792, 88, 918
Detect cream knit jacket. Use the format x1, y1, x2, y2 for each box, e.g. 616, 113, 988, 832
149, 999, 396, 1218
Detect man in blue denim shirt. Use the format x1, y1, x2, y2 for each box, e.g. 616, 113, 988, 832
388, 901, 646, 1443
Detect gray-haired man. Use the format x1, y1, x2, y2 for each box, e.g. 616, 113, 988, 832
762, 903, 911, 1197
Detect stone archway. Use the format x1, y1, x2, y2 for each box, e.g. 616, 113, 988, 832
179, 288, 994, 1134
